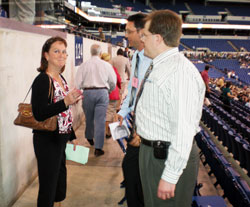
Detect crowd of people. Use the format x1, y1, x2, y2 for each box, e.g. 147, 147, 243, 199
211, 77, 250, 108
183, 50, 250, 63
29, 9, 208, 207
183, 51, 250, 72
199, 62, 250, 114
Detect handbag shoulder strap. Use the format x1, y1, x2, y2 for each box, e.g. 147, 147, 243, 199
23, 74, 54, 103
48, 75, 54, 103
23, 86, 32, 102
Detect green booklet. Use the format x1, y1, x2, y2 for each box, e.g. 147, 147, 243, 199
66, 144, 89, 165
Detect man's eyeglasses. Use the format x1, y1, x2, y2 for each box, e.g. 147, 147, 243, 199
140, 32, 155, 39
125, 29, 138, 34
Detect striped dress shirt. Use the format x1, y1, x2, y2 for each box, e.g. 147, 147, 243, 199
136, 47, 205, 184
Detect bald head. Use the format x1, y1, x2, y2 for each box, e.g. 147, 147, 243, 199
91, 44, 102, 56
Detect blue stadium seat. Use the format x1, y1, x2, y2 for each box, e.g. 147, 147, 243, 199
192, 196, 227, 207
234, 137, 247, 169
243, 144, 250, 177
224, 130, 233, 153
230, 134, 240, 160
197, 130, 250, 207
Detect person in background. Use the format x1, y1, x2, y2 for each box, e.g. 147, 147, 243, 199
9, 0, 35, 24
123, 38, 128, 48
101, 53, 121, 138
116, 13, 152, 207
201, 65, 211, 97
111, 48, 131, 110
32, 36, 82, 207
124, 47, 129, 57
0, 5, 7, 17
221, 81, 235, 113
98, 27, 105, 41
217, 76, 225, 90
137, 10, 205, 207
75, 44, 116, 156
245, 98, 250, 108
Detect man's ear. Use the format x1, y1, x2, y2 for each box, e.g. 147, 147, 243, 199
155, 34, 163, 44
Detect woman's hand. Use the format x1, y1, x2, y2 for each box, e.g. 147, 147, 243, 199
70, 139, 78, 151
64, 88, 83, 107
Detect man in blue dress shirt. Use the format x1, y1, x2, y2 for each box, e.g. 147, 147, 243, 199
116, 13, 152, 207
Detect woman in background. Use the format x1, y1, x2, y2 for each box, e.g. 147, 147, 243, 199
31, 36, 82, 207
101, 53, 121, 138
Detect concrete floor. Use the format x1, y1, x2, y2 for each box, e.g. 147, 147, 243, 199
12, 123, 220, 207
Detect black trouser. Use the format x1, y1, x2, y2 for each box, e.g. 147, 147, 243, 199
222, 99, 231, 113
122, 144, 144, 207
33, 132, 69, 207
205, 91, 210, 98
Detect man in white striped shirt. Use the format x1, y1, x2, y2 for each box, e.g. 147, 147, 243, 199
136, 10, 205, 207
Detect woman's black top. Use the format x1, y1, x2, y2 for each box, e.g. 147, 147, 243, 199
31, 72, 76, 140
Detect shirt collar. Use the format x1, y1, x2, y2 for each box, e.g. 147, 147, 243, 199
92, 55, 100, 59
153, 47, 179, 67
137, 49, 145, 60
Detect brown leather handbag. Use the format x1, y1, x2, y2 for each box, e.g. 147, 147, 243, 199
14, 77, 57, 131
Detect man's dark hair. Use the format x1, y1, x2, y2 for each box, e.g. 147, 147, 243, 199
127, 13, 147, 30
205, 65, 210, 71
225, 81, 231, 88
117, 48, 124, 55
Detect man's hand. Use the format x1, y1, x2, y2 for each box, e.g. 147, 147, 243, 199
129, 133, 141, 147
114, 114, 124, 126
157, 179, 176, 200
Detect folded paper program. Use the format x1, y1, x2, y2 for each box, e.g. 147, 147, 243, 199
109, 121, 130, 140
65, 144, 89, 165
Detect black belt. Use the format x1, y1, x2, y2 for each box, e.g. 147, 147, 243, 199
140, 137, 195, 147
140, 137, 169, 148
84, 87, 108, 90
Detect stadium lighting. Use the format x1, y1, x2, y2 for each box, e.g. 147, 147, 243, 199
36, 24, 67, 29
197, 23, 203, 30
74, 7, 128, 24
182, 23, 250, 30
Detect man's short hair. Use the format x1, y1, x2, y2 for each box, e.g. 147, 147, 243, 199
91, 44, 101, 56
127, 13, 147, 30
225, 81, 231, 88
117, 48, 124, 56
145, 10, 182, 47
205, 65, 210, 70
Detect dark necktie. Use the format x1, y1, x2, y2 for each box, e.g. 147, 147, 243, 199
128, 53, 140, 107
132, 63, 153, 133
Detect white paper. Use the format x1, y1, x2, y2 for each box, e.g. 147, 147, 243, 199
109, 121, 130, 140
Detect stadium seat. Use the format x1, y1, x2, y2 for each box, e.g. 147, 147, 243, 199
235, 137, 247, 168
225, 130, 233, 153
243, 144, 250, 176
192, 196, 227, 207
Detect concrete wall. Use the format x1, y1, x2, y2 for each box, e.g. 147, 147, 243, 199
0, 17, 117, 207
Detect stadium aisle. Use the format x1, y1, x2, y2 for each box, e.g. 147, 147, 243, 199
12, 123, 219, 207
